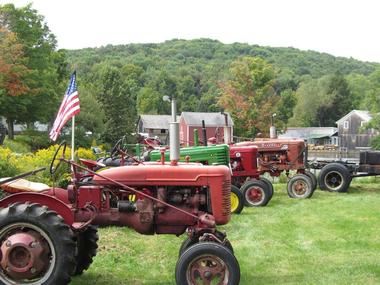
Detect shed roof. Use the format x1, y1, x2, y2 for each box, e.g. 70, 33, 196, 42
336, 110, 372, 125
278, 127, 338, 140
139, 115, 179, 129
181, 112, 234, 127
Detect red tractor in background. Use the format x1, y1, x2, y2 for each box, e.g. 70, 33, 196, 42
229, 145, 273, 211
0, 141, 240, 285
235, 138, 317, 199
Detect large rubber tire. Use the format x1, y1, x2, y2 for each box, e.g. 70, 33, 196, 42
178, 233, 234, 258
0, 203, 76, 285
304, 170, 318, 191
318, 163, 351, 192
230, 185, 244, 214
176, 242, 240, 285
74, 225, 99, 275
241, 179, 271, 207
287, 174, 314, 198
259, 177, 274, 199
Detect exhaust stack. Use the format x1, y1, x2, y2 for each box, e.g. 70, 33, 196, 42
169, 97, 179, 163
202, 120, 207, 146
270, 113, 277, 139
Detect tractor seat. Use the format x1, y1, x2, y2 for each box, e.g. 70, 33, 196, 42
0, 178, 50, 194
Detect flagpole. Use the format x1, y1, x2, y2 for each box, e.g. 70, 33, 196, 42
71, 116, 75, 161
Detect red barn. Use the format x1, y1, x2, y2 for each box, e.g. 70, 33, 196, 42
179, 112, 234, 146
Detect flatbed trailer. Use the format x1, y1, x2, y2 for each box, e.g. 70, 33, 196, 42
309, 150, 380, 192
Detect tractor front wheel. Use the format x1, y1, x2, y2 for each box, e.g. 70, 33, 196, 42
241, 180, 271, 207
176, 242, 240, 285
287, 174, 313, 198
230, 185, 244, 214
74, 225, 99, 275
0, 203, 76, 285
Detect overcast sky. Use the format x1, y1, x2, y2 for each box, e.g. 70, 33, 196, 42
1, 0, 380, 63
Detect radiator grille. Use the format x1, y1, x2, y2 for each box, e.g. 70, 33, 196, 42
221, 179, 231, 217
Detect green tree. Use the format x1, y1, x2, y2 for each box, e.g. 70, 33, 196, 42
289, 74, 353, 127
97, 66, 138, 144
218, 56, 278, 137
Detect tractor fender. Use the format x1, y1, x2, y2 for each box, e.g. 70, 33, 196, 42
0, 192, 74, 226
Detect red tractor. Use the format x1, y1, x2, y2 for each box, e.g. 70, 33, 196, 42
235, 138, 317, 199
0, 142, 240, 285
229, 145, 273, 211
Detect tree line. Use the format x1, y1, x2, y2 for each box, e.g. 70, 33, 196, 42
1, 3, 380, 147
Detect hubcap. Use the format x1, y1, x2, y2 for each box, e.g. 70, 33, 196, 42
246, 187, 264, 205
325, 171, 343, 191
187, 254, 229, 285
292, 180, 308, 196
0, 223, 55, 284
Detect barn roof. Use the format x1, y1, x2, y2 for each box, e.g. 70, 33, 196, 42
279, 127, 338, 140
336, 110, 372, 125
181, 112, 234, 127
139, 115, 179, 129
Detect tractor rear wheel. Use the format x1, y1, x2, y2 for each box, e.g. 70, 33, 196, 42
176, 242, 240, 285
259, 177, 274, 199
74, 225, 99, 275
304, 170, 317, 191
287, 174, 313, 198
318, 163, 351, 192
0, 203, 76, 285
230, 185, 244, 214
241, 180, 271, 207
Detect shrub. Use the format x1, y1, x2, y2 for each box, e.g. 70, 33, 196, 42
0, 160, 18, 177
14, 130, 52, 152
3, 138, 31, 153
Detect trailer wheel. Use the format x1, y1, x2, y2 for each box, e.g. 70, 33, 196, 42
287, 174, 313, 198
304, 170, 317, 191
176, 242, 240, 285
74, 225, 99, 275
230, 185, 244, 214
178, 232, 234, 258
241, 180, 271, 207
259, 177, 274, 199
0, 203, 76, 285
318, 163, 351, 192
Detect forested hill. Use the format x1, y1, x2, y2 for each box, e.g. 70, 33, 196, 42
67, 38, 378, 79
64, 38, 380, 142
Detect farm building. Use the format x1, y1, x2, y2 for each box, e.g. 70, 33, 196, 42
179, 112, 233, 146
278, 127, 338, 148
336, 110, 378, 151
137, 115, 179, 143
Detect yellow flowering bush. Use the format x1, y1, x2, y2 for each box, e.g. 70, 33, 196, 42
0, 144, 97, 186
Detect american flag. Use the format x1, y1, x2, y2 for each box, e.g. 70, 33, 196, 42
49, 71, 80, 141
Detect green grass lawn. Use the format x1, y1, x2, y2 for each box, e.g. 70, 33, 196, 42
72, 183, 380, 285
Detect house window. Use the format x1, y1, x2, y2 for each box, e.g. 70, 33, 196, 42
343, 121, 349, 129
360, 121, 366, 127
160, 129, 166, 134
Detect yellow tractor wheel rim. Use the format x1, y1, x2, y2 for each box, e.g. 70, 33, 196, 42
231, 192, 239, 213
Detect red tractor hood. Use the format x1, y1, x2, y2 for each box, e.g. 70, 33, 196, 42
93, 163, 230, 187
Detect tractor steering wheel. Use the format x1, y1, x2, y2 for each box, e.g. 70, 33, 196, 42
110, 136, 126, 158
50, 141, 67, 175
